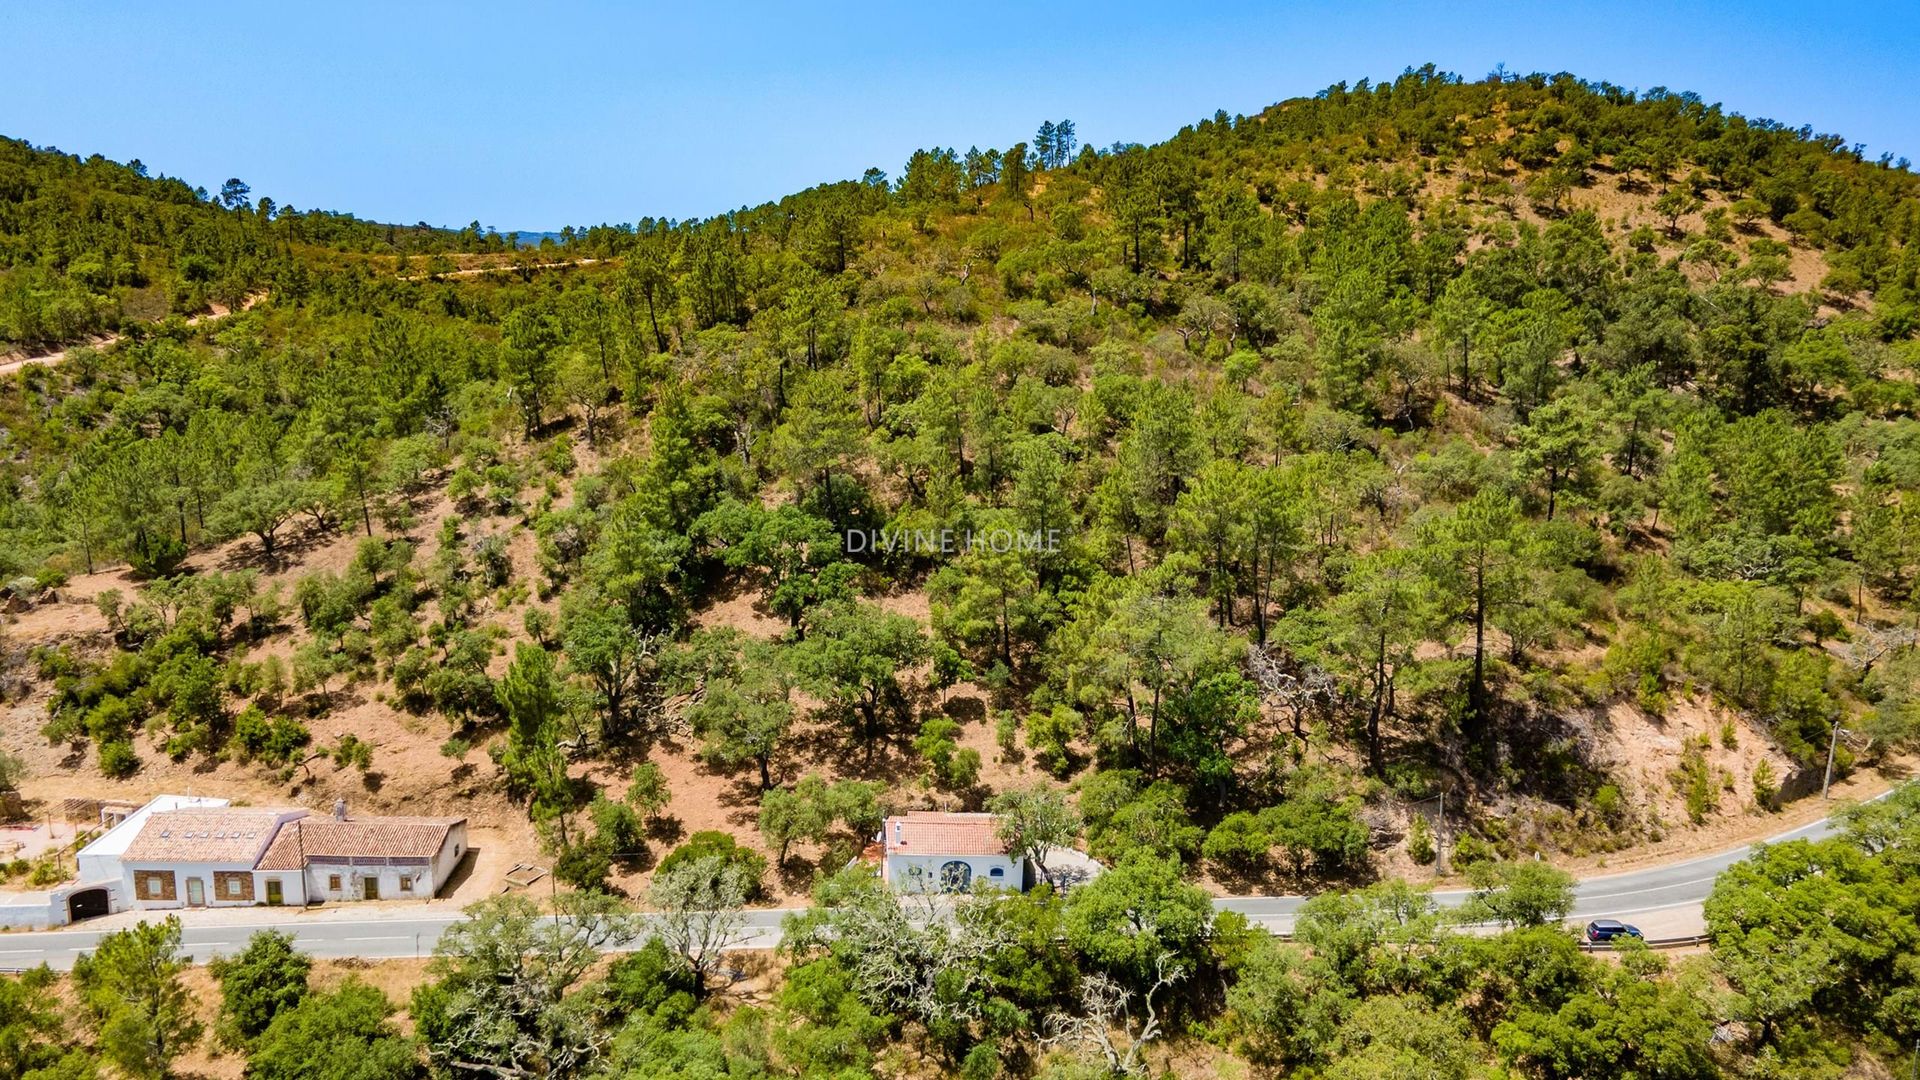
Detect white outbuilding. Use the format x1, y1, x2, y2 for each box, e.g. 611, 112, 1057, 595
880, 811, 1024, 893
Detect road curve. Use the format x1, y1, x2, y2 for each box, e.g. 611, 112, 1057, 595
1222, 798, 1868, 933
0, 797, 1885, 970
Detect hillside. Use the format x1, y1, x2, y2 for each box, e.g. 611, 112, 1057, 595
0, 137, 512, 353
2, 64, 1920, 1079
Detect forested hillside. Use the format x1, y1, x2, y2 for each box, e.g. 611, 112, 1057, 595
0, 138, 512, 350
2, 66, 1920, 1077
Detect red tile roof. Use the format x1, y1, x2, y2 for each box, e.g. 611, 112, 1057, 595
255, 816, 463, 871
122, 809, 296, 864
883, 812, 1007, 858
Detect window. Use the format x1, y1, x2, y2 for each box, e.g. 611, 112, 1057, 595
399, 875, 413, 892
989, 867, 1005, 878
212, 872, 255, 902
328, 874, 342, 892
939, 860, 973, 893
134, 871, 176, 900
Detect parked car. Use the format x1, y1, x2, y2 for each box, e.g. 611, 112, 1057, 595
1584, 919, 1644, 943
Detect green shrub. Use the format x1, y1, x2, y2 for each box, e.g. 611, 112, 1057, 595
1675, 737, 1717, 824
1024, 706, 1077, 777
1452, 833, 1493, 869
1203, 812, 1273, 878
1805, 609, 1846, 644
994, 712, 1019, 758
1752, 759, 1779, 811
1408, 813, 1437, 865
914, 717, 980, 790
97, 739, 139, 778
1591, 783, 1623, 825
1383, 760, 1441, 801
552, 838, 612, 891
658, 831, 767, 898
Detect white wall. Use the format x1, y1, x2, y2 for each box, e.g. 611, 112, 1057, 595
75, 851, 122, 886
122, 860, 261, 909
430, 822, 470, 894
304, 862, 434, 902
885, 853, 1021, 893
250, 871, 307, 907
303, 822, 466, 903
0, 894, 61, 929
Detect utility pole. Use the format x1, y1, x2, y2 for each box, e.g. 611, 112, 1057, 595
1822, 716, 1845, 800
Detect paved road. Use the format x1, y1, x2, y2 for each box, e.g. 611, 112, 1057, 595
1223, 805, 1859, 933
0, 799, 1881, 970
0, 908, 797, 971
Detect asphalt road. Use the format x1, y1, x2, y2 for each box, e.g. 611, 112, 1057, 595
0, 908, 798, 971
1223, 805, 1856, 932
0, 802, 1873, 970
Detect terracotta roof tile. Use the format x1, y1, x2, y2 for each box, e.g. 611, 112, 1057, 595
255, 816, 463, 871
122, 809, 295, 864
883, 812, 1007, 858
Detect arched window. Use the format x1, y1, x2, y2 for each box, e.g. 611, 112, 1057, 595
939, 860, 973, 893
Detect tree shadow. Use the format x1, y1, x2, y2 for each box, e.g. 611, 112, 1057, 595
939, 693, 987, 725
645, 814, 686, 847
216, 520, 339, 573
773, 853, 817, 894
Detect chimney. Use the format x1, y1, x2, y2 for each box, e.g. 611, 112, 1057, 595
333, 798, 347, 821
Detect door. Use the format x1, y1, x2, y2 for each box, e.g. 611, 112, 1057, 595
265, 879, 283, 906
67, 888, 110, 921
362, 876, 379, 900
185, 877, 206, 907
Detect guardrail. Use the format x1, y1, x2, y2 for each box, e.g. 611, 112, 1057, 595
1582, 933, 1711, 951
1257, 928, 1713, 951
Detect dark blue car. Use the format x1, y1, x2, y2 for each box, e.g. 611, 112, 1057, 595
1585, 919, 1644, 943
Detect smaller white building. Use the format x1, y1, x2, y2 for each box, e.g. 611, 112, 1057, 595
880, 812, 1024, 893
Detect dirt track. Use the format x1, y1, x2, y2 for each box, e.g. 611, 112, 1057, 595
0, 293, 265, 377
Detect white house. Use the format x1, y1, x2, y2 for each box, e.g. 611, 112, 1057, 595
33, 795, 470, 925
880, 812, 1024, 893
251, 812, 469, 905
43, 794, 234, 926
119, 806, 310, 908
75, 794, 230, 886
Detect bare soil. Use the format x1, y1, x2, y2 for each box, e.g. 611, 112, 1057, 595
1, 420, 1902, 908
0, 293, 265, 377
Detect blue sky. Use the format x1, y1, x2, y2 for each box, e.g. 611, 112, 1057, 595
3, 1, 1915, 231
